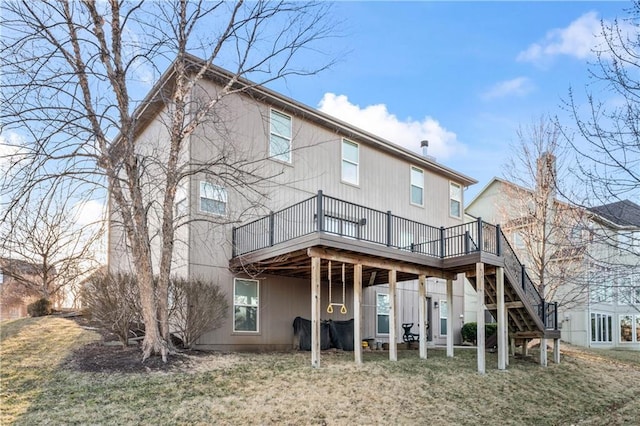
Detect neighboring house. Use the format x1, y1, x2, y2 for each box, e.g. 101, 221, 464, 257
109, 55, 559, 369
466, 177, 640, 350
0, 258, 44, 321
578, 200, 640, 349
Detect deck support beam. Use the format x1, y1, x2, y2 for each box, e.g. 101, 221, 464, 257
446, 278, 454, 358
354, 263, 363, 365
311, 256, 321, 368
476, 262, 486, 374
540, 337, 548, 367
553, 338, 560, 364
418, 274, 427, 359
497, 266, 507, 370
389, 269, 398, 361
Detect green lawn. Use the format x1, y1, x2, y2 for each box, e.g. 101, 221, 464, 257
1, 317, 639, 425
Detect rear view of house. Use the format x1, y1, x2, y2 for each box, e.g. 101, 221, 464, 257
109, 55, 560, 370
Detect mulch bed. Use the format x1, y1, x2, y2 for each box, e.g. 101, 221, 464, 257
62, 314, 196, 374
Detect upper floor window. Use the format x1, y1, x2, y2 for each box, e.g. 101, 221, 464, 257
200, 181, 227, 215
619, 273, 640, 305
342, 139, 359, 185
269, 109, 292, 163
450, 182, 462, 218
234, 278, 259, 332
619, 231, 640, 254
410, 167, 424, 206
513, 231, 525, 250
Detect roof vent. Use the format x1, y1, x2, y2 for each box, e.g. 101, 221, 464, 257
420, 140, 436, 162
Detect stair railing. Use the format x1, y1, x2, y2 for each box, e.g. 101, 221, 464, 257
496, 227, 557, 329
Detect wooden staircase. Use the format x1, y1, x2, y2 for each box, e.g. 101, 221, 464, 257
465, 250, 560, 340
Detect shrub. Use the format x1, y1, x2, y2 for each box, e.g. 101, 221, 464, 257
27, 298, 52, 317
169, 277, 228, 349
82, 272, 141, 346
461, 322, 498, 343
486, 323, 497, 337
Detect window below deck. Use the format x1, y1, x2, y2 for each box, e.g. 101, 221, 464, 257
376, 292, 390, 335
234, 278, 259, 332
439, 300, 447, 335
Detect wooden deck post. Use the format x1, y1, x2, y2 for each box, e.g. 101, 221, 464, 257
476, 262, 486, 374
446, 278, 454, 358
553, 338, 560, 364
418, 274, 427, 359
311, 256, 321, 368
496, 266, 506, 370
354, 263, 363, 365
389, 269, 398, 362
540, 337, 548, 367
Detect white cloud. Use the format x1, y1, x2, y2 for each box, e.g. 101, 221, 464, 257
517, 11, 603, 65
482, 77, 535, 100
317, 93, 466, 160
0, 131, 28, 173
72, 199, 106, 227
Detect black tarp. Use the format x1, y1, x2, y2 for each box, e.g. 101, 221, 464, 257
293, 317, 354, 351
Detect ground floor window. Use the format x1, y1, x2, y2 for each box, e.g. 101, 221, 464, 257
619, 315, 640, 343
439, 300, 447, 336
234, 278, 259, 332
376, 293, 390, 335
590, 312, 613, 343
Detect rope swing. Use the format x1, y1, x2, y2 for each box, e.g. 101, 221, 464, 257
326, 261, 348, 315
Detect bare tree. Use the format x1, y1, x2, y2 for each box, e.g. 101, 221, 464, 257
0, 1, 335, 361
563, 2, 639, 205
0, 187, 102, 307
501, 116, 588, 306
560, 3, 640, 310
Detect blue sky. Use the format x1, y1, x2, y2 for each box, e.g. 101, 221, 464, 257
267, 1, 633, 201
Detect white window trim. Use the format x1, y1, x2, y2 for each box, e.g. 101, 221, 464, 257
341, 138, 359, 186
376, 292, 390, 335
269, 109, 292, 164
233, 278, 260, 333
410, 166, 424, 207
618, 314, 639, 344
590, 312, 613, 343
439, 299, 448, 336
449, 181, 462, 219
199, 181, 227, 216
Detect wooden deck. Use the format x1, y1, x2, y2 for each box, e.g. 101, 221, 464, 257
230, 191, 561, 370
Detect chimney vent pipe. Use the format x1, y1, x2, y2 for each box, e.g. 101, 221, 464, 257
420, 140, 429, 157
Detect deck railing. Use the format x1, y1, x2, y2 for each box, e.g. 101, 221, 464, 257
232, 190, 557, 329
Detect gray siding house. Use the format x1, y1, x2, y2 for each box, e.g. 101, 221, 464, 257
467, 178, 639, 351
109, 55, 559, 370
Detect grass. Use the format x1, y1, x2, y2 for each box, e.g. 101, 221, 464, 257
1, 317, 639, 425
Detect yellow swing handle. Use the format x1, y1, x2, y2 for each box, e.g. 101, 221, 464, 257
326, 261, 333, 313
